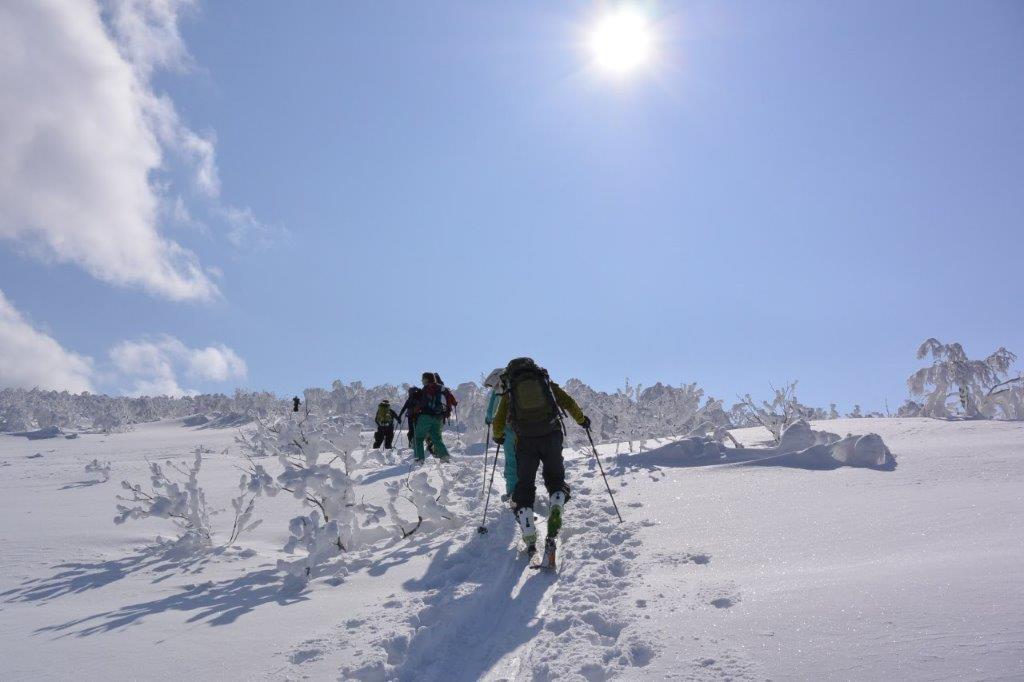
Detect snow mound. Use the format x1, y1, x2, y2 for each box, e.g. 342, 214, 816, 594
196, 412, 252, 429
10, 425, 63, 440
181, 414, 209, 427
619, 421, 895, 471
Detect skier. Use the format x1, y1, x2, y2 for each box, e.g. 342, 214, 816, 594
483, 368, 518, 504
397, 386, 421, 448
411, 372, 458, 464
372, 400, 401, 449
492, 357, 590, 567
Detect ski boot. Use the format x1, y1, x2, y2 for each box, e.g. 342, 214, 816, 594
547, 491, 565, 539
516, 506, 537, 554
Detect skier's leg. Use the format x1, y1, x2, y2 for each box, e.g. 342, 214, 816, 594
426, 416, 450, 459
413, 415, 428, 461
538, 431, 568, 539
384, 426, 394, 449
502, 433, 518, 497
539, 431, 569, 501
373, 427, 385, 449
513, 435, 541, 511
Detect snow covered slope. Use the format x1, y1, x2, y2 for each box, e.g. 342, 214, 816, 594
1, 418, 1022, 680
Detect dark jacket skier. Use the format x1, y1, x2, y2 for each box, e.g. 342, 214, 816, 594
398, 386, 425, 450
373, 400, 401, 449
491, 357, 590, 554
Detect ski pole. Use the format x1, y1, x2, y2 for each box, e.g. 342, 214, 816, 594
476, 442, 503, 534
481, 423, 492, 497
586, 427, 624, 524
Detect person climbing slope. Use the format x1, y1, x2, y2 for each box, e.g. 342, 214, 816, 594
483, 368, 517, 504
491, 357, 590, 567
397, 386, 422, 449
412, 372, 457, 464
372, 400, 401, 449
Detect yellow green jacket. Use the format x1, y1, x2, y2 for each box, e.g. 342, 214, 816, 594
492, 382, 586, 440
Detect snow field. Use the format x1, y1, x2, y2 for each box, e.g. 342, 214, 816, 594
1, 417, 1022, 680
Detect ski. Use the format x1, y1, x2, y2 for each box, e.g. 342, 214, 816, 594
529, 537, 557, 571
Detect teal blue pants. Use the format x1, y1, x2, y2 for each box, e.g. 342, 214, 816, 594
502, 432, 518, 495
414, 414, 449, 460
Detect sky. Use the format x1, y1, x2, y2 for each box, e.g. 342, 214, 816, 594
1, 0, 1022, 410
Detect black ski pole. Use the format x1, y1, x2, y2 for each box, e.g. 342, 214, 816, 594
481, 423, 491, 497
586, 427, 624, 524
476, 442, 503, 534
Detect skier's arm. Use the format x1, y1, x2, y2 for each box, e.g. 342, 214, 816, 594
552, 384, 587, 425
492, 394, 509, 440
390, 409, 400, 422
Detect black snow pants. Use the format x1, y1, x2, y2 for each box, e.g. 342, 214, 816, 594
512, 429, 570, 510
373, 424, 395, 449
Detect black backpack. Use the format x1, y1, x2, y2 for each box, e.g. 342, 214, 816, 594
417, 383, 446, 417
502, 357, 563, 438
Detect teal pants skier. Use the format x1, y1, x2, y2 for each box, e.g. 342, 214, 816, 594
485, 389, 517, 495
414, 414, 450, 461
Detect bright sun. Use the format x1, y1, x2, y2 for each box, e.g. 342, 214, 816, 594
587, 8, 654, 77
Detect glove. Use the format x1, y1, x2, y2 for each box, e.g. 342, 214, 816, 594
494, 436, 505, 445
580, 416, 592, 430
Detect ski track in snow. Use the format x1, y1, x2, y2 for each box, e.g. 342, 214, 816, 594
320, 452, 662, 681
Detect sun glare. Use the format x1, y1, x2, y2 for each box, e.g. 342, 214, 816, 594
587, 7, 654, 77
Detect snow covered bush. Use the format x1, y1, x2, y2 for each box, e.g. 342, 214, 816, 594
385, 472, 459, 539
115, 447, 212, 550
734, 381, 822, 443
239, 413, 396, 581
84, 458, 112, 482
908, 339, 1020, 419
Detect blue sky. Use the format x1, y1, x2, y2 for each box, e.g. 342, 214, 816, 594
1, 1, 1021, 409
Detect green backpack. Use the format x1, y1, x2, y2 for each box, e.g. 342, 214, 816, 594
375, 403, 393, 425
502, 357, 563, 438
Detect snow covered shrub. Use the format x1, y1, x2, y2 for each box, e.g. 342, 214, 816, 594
239, 413, 395, 581
115, 448, 212, 549
908, 339, 1019, 419
735, 382, 818, 443
84, 458, 112, 482
385, 472, 458, 539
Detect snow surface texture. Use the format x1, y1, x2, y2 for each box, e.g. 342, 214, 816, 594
0, 418, 1022, 680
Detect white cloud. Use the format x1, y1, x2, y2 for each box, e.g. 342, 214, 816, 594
0, 0, 275, 304
0, 0, 220, 301
0, 290, 94, 392
109, 334, 247, 397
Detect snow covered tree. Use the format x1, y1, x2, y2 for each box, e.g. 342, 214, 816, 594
907, 339, 1018, 418
115, 448, 212, 550
735, 381, 815, 443
239, 412, 394, 581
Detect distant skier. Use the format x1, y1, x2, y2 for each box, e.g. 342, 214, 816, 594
397, 386, 421, 448
483, 368, 518, 504
292, 396, 301, 413
373, 400, 401, 449
398, 386, 435, 452
410, 372, 458, 464
492, 357, 590, 566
